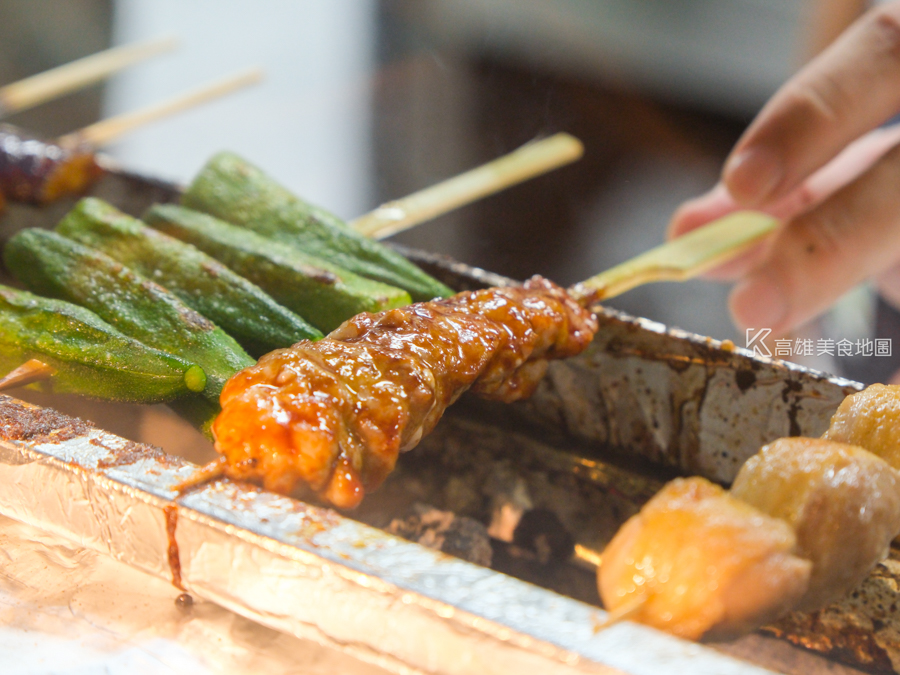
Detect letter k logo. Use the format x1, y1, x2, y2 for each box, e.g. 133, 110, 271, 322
745, 328, 772, 357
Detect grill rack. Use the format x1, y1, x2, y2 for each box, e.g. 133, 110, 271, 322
0, 160, 892, 674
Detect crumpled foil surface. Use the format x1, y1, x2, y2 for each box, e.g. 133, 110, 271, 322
0, 395, 777, 675
0, 514, 387, 675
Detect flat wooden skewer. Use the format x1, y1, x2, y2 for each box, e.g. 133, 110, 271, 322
0, 36, 178, 119
349, 133, 584, 240
593, 594, 648, 633
0, 359, 56, 392
57, 68, 264, 150
570, 210, 780, 303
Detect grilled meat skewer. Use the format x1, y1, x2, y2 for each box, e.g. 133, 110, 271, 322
200, 213, 781, 507
0, 124, 102, 205
0, 70, 261, 207
210, 276, 597, 508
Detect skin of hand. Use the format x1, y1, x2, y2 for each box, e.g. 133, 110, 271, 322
669, 3, 900, 336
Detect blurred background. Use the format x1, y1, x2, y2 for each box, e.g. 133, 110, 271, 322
1, 0, 891, 381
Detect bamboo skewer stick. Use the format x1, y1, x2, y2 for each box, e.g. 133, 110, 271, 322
570, 211, 780, 304
593, 594, 647, 633
57, 68, 264, 150
0, 359, 55, 392
173, 456, 227, 492
0, 36, 178, 119
350, 133, 584, 240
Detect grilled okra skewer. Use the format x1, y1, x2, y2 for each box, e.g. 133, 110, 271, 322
57, 197, 323, 358
181, 151, 453, 301
144, 204, 412, 333
0, 284, 206, 401
3, 228, 254, 401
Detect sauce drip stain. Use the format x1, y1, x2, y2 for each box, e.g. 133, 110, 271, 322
164, 503, 184, 590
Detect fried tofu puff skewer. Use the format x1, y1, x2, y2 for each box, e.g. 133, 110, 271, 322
600, 391, 900, 641
208, 276, 597, 509
598, 476, 813, 641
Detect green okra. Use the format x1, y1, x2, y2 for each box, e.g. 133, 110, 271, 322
181, 151, 453, 301
0, 284, 206, 402
57, 197, 323, 358
3, 228, 254, 402
144, 203, 412, 333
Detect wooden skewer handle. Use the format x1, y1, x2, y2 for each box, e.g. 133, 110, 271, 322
173, 456, 227, 493
593, 594, 647, 633
57, 67, 264, 150
0, 359, 55, 392
0, 36, 178, 118
570, 211, 780, 304
350, 133, 584, 240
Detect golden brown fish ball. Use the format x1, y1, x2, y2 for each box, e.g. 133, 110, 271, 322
825, 384, 900, 469
731, 437, 900, 611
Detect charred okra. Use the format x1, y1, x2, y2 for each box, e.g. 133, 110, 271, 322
0, 284, 206, 401
181, 152, 452, 301
3, 229, 254, 401
143, 204, 411, 333
57, 198, 323, 358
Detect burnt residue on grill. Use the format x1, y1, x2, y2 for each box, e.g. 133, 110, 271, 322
734, 369, 757, 393
92, 437, 168, 469
757, 547, 900, 675
353, 411, 648, 604
387, 502, 493, 566
763, 612, 894, 675
0, 396, 93, 443
781, 379, 805, 438
90, 438, 166, 469
163, 504, 184, 591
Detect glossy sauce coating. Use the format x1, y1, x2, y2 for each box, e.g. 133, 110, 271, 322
212, 276, 598, 508
0, 124, 101, 204
598, 476, 811, 641
731, 437, 900, 610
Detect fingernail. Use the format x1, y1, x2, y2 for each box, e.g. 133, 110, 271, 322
723, 147, 783, 206
729, 274, 789, 332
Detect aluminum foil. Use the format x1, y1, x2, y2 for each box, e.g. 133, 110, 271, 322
516, 307, 862, 483
0, 514, 389, 675
0, 396, 777, 675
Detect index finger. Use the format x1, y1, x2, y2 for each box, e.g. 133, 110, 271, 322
724, 3, 900, 206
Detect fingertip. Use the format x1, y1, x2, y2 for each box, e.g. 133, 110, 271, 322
667, 205, 704, 240
667, 184, 737, 240
723, 147, 783, 207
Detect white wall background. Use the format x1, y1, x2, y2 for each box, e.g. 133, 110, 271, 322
406, 0, 810, 116
105, 0, 376, 219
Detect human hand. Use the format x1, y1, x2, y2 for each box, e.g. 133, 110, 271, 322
669, 3, 900, 335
